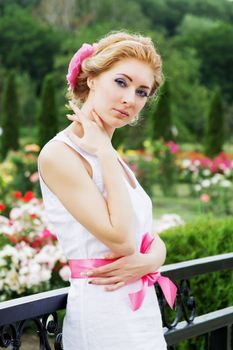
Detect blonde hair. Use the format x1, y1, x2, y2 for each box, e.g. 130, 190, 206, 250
67, 31, 163, 106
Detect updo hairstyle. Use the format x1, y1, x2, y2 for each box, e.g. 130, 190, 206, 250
68, 31, 163, 106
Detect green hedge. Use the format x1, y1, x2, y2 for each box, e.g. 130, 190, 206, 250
161, 216, 233, 349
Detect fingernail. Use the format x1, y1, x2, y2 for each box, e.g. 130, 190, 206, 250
80, 271, 92, 276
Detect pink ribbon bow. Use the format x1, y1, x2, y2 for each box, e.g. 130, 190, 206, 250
128, 232, 177, 311
68, 232, 177, 312
66, 43, 97, 90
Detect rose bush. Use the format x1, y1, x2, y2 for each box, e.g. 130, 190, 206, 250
118, 139, 178, 196
0, 193, 69, 301
177, 151, 233, 214
0, 144, 41, 213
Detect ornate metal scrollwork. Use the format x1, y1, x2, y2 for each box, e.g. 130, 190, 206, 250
54, 333, 63, 350
0, 312, 63, 349
0, 324, 17, 348
155, 278, 196, 329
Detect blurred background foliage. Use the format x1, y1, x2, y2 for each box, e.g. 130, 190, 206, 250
0, 0, 232, 150
0, 4, 232, 348
1, 0, 232, 219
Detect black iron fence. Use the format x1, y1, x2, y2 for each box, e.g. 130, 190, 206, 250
0, 252, 233, 349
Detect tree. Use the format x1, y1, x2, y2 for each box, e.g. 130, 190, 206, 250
1, 71, 20, 159
38, 74, 58, 148
149, 80, 172, 141
197, 22, 233, 103
204, 88, 224, 158
0, 5, 61, 92
177, 18, 233, 103
163, 45, 210, 141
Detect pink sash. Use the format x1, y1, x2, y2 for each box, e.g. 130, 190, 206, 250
69, 232, 177, 311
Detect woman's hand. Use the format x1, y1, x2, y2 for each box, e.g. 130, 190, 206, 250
66, 101, 112, 155
83, 251, 157, 291
83, 235, 166, 291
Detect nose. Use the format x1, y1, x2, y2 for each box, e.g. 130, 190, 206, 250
121, 88, 136, 106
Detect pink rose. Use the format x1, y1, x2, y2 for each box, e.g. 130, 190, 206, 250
167, 140, 179, 154
200, 193, 210, 203
66, 43, 97, 90
29, 171, 39, 183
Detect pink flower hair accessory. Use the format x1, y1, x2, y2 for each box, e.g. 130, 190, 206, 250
66, 43, 97, 91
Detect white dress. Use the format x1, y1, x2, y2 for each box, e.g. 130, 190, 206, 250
38, 130, 167, 350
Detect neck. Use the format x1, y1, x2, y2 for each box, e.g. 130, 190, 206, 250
81, 99, 115, 140
67, 99, 116, 140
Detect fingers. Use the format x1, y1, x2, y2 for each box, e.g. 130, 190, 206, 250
69, 101, 87, 124
104, 252, 123, 259
86, 262, 119, 276
89, 276, 123, 286
105, 281, 125, 291
66, 114, 80, 123
68, 102, 103, 131
91, 110, 104, 129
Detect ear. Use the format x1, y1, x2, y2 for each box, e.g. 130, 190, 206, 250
87, 77, 95, 90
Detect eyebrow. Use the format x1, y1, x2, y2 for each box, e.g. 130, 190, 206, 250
116, 73, 151, 90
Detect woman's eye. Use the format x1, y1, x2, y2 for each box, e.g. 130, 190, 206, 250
115, 78, 127, 87
136, 89, 149, 98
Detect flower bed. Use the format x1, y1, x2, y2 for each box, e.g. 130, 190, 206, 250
119, 141, 233, 214
0, 193, 69, 301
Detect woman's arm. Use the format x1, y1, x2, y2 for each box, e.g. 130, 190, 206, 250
38, 107, 136, 256
84, 234, 167, 291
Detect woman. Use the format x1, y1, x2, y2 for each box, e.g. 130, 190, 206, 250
38, 31, 176, 350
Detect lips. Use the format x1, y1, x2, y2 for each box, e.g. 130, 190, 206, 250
113, 108, 129, 117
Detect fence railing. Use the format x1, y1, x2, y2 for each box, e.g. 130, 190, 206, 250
0, 252, 233, 350
160, 252, 233, 349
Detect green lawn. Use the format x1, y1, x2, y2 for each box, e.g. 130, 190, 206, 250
152, 184, 231, 223
153, 195, 203, 222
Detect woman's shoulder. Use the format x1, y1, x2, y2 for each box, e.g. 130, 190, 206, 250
39, 137, 81, 170
38, 134, 93, 183
38, 138, 66, 164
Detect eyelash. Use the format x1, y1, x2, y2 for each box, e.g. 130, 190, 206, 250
114, 78, 149, 98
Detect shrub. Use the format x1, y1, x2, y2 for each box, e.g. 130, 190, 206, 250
37, 74, 58, 148
161, 216, 233, 349
0, 195, 69, 300
204, 88, 224, 158
0, 144, 41, 209
1, 71, 19, 159
149, 80, 173, 141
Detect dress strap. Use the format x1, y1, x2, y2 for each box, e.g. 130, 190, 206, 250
51, 130, 103, 189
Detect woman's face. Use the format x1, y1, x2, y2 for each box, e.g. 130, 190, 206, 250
86, 58, 154, 129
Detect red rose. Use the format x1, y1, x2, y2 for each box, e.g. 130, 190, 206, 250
0, 203, 6, 211
23, 191, 35, 202
13, 191, 22, 199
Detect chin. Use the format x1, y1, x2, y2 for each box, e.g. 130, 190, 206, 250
111, 118, 128, 128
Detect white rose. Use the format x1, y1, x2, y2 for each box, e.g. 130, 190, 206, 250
27, 273, 41, 286
40, 269, 51, 282
19, 266, 29, 275
29, 263, 41, 274
220, 180, 231, 188
19, 275, 27, 285
5, 270, 19, 291
201, 179, 211, 188
224, 169, 231, 177
182, 159, 191, 168
194, 184, 202, 192
203, 169, 211, 176
194, 160, 201, 166
9, 208, 22, 220
59, 265, 71, 281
